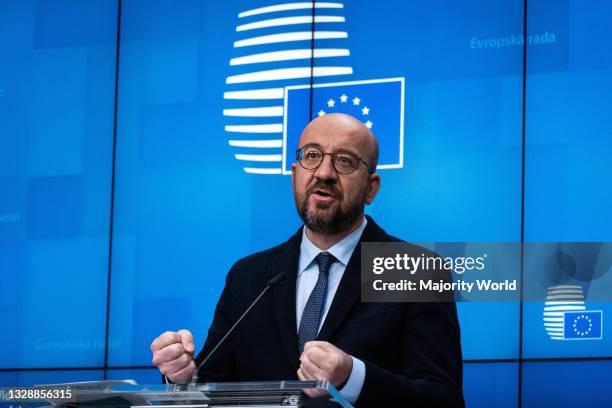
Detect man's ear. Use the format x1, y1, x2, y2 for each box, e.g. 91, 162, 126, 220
365, 173, 381, 205
291, 162, 297, 192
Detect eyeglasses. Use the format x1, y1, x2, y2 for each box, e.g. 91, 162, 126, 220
296, 146, 375, 174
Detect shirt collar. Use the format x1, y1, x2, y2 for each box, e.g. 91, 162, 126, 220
298, 216, 368, 276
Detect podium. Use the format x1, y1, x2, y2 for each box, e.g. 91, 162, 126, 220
1, 380, 353, 408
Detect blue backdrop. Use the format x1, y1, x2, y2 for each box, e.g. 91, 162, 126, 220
1, 1, 611, 407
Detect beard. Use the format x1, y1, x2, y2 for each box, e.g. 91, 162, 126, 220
295, 182, 365, 235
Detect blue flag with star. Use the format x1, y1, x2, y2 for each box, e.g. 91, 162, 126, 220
282, 78, 405, 173
563, 311, 603, 340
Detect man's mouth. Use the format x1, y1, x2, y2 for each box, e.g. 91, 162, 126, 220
309, 187, 338, 203
312, 188, 334, 197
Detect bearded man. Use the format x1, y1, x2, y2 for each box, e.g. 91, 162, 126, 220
150, 113, 464, 407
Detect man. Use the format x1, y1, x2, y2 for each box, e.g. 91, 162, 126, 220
151, 113, 464, 407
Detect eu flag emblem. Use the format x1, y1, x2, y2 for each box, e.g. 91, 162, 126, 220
282, 78, 405, 174
563, 311, 603, 340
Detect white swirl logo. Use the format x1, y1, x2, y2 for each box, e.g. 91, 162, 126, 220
223, 2, 404, 175
543, 284, 603, 341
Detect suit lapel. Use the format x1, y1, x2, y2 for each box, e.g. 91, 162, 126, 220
317, 216, 388, 342
271, 217, 389, 365
272, 230, 301, 371
317, 246, 362, 342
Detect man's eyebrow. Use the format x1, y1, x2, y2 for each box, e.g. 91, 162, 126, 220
301, 143, 359, 155
334, 147, 360, 156
300, 143, 363, 159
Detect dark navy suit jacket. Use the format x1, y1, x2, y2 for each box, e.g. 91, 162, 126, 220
195, 216, 464, 407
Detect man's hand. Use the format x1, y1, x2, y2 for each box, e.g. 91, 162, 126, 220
297, 341, 353, 397
151, 329, 197, 384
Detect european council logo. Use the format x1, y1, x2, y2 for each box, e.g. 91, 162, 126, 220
543, 284, 603, 341
223, 1, 405, 175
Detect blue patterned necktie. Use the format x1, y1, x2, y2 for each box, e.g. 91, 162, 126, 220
298, 251, 337, 354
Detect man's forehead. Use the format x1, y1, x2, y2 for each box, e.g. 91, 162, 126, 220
300, 121, 368, 148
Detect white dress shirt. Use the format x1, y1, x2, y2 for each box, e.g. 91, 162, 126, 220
296, 217, 367, 404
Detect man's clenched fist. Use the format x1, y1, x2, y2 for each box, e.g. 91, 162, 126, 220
297, 341, 353, 396
151, 329, 197, 384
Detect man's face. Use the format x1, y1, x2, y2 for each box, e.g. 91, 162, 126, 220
291, 115, 379, 235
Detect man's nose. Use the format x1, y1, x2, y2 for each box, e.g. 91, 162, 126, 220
314, 154, 338, 180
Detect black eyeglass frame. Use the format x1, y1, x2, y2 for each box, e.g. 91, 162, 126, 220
295, 146, 375, 175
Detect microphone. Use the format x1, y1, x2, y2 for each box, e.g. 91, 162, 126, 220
191, 272, 287, 383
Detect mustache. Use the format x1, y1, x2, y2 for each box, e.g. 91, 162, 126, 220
306, 182, 342, 199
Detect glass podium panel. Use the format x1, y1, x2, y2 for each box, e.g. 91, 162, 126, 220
0, 380, 353, 408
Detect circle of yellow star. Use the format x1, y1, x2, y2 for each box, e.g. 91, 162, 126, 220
361, 106, 370, 116
365, 120, 373, 129
318, 109, 326, 117
327, 98, 335, 108
352, 97, 361, 106
340, 94, 348, 103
